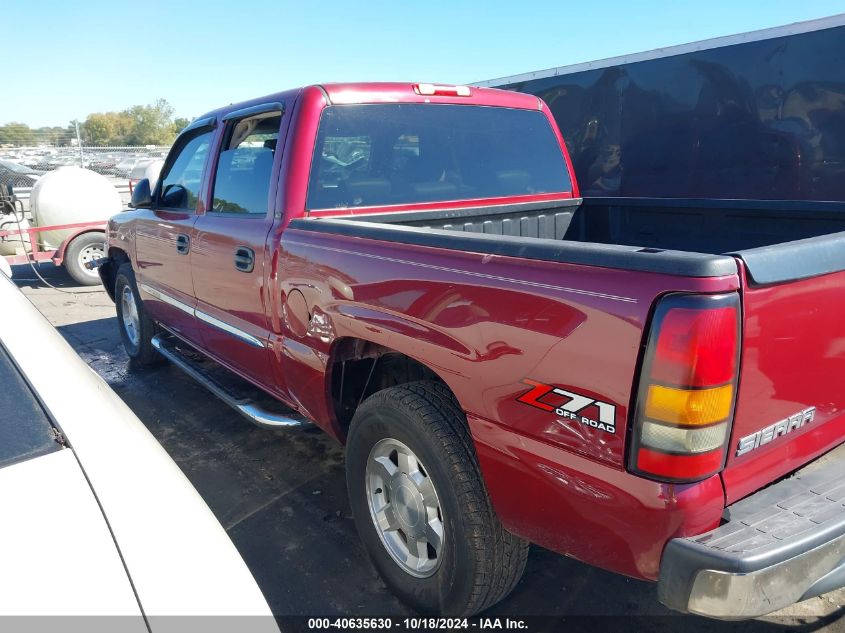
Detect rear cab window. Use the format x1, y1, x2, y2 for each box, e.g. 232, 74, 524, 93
0, 344, 61, 469
307, 104, 572, 210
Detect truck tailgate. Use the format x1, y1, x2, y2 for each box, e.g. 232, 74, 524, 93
724, 264, 845, 503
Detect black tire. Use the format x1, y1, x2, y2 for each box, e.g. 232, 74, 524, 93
346, 380, 528, 616
64, 232, 107, 286
114, 263, 161, 366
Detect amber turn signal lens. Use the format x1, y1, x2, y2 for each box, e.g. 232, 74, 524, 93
644, 384, 733, 426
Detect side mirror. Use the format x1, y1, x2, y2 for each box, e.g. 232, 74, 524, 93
130, 178, 153, 209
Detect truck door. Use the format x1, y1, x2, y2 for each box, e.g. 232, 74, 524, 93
134, 124, 214, 343
191, 104, 286, 392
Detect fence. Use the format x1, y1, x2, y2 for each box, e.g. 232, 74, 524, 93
0, 145, 171, 209
1, 145, 171, 179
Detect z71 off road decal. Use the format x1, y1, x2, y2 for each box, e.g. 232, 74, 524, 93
517, 379, 617, 434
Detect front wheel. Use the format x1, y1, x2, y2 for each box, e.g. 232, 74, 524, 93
346, 380, 528, 616
64, 232, 106, 286
114, 263, 161, 366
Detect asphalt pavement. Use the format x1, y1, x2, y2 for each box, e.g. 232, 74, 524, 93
12, 263, 845, 631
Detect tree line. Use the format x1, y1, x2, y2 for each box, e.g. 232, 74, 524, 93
0, 99, 190, 147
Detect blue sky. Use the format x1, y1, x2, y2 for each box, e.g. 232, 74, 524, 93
5, 0, 844, 127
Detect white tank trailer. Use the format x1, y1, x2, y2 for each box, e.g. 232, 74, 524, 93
29, 167, 122, 249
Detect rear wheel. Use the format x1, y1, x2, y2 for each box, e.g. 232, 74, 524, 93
115, 263, 160, 366
64, 232, 106, 286
346, 380, 528, 616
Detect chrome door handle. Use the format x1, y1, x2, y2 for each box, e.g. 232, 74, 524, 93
175, 233, 190, 255
234, 246, 255, 273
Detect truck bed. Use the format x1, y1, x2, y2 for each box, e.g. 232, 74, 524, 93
308, 197, 845, 285
288, 196, 845, 506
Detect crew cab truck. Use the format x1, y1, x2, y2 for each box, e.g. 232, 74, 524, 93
98, 82, 845, 618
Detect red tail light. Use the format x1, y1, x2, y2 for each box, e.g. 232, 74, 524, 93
651, 306, 737, 387
628, 293, 741, 483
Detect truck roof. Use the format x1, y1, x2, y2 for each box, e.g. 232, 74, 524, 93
193, 82, 542, 124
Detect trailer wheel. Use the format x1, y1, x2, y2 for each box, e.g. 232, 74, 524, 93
115, 263, 160, 366
346, 380, 528, 616
64, 232, 106, 286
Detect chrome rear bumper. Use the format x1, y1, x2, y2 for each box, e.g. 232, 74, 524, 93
659, 442, 845, 619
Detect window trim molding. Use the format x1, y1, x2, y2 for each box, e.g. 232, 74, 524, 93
181, 115, 217, 135
222, 102, 285, 122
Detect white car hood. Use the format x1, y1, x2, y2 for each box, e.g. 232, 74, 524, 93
0, 449, 144, 625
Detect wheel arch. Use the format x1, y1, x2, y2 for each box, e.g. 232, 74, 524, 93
100, 246, 131, 302
326, 336, 460, 444
53, 227, 106, 266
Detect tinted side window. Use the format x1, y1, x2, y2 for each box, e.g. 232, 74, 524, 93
211, 114, 281, 215
159, 131, 212, 210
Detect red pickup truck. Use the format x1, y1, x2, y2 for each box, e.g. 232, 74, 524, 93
98, 82, 845, 618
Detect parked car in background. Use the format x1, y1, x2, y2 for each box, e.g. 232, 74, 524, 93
0, 273, 279, 628
129, 157, 165, 194
115, 154, 144, 177
88, 155, 119, 176
0, 159, 45, 189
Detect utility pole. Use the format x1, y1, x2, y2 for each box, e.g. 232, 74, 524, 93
74, 120, 84, 167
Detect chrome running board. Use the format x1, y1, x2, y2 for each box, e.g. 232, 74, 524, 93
151, 332, 311, 430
